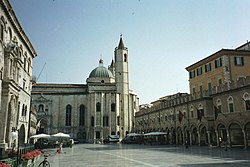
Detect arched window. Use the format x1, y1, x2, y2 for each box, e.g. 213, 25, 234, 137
124, 54, 127, 62
79, 105, 85, 126
96, 102, 101, 112
165, 114, 168, 121
8, 27, 12, 41
243, 93, 250, 111
190, 106, 194, 118
0, 23, 4, 41
45, 107, 49, 115
197, 104, 204, 120
103, 116, 109, 126
24, 105, 27, 116
227, 96, 234, 113
66, 105, 72, 126
216, 99, 222, 113
22, 104, 25, 116
117, 116, 120, 126
38, 104, 44, 112
17, 102, 20, 118
9, 59, 13, 78
0, 69, 2, 80
24, 56, 27, 71
245, 100, 250, 111
111, 103, 116, 112
28, 58, 31, 74
91, 116, 94, 127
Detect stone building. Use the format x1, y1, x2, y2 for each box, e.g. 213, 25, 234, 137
31, 37, 139, 143
0, 0, 37, 156
135, 42, 250, 148
29, 107, 37, 139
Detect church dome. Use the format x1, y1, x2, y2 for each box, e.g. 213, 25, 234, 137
88, 59, 114, 78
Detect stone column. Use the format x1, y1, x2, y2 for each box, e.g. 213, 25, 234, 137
226, 129, 231, 147
181, 131, 184, 145
207, 130, 211, 146
189, 132, 192, 146
169, 132, 172, 144
176, 131, 179, 145
215, 130, 220, 147
242, 129, 247, 149
197, 131, 201, 146
186, 130, 190, 145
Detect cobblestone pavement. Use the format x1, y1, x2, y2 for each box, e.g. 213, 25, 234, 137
34, 144, 250, 167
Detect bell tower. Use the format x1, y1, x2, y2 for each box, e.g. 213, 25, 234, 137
114, 35, 129, 138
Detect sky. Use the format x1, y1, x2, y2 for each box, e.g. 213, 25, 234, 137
9, 0, 250, 104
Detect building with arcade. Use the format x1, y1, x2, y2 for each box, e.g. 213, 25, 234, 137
135, 42, 250, 149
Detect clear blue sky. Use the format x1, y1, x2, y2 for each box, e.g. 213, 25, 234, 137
9, 0, 250, 104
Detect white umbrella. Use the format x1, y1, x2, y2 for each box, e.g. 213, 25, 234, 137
30, 133, 51, 139
52, 132, 70, 138
144, 132, 168, 136
127, 133, 143, 137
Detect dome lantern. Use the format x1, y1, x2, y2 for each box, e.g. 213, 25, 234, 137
87, 59, 115, 83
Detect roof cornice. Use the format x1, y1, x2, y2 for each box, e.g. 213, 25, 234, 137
185, 49, 250, 71
1, 0, 37, 58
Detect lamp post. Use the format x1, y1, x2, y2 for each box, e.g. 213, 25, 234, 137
11, 127, 19, 167
11, 128, 17, 157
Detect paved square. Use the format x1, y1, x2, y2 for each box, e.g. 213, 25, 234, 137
35, 144, 250, 167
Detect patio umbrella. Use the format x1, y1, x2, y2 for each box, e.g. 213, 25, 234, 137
51, 132, 70, 138
144, 132, 168, 136
51, 133, 70, 143
30, 133, 51, 139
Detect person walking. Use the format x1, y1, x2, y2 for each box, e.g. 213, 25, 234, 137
56, 142, 63, 154
59, 142, 63, 153
219, 137, 222, 148
185, 139, 189, 149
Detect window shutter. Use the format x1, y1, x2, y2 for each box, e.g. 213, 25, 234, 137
234, 57, 237, 65
241, 57, 244, 65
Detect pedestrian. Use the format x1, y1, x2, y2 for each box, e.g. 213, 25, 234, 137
224, 140, 228, 151
56, 142, 63, 154
185, 139, 189, 149
59, 142, 63, 152
219, 137, 222, 148
35, 141, 39, 149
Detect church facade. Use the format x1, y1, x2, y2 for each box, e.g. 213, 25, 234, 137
31, 37, 139, 143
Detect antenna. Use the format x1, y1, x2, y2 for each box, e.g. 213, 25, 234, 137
36, 62, 46, 82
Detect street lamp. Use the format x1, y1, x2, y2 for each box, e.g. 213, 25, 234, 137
11, 128, 18, 141
11, 127, 19, 167
11, 128, 18, 157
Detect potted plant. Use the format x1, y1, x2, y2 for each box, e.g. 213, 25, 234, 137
0, 162, 11, 167
32, 150, 42, 161
21, 151, 34, 167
